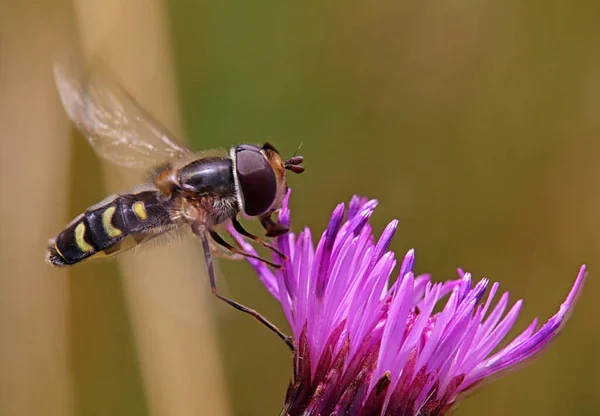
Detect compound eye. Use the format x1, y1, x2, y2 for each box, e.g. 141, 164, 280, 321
235, 147, 277, 216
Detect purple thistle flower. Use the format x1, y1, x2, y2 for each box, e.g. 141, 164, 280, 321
230, 192, 586, 416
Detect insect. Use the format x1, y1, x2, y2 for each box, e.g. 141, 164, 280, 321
46, 61, 304, 349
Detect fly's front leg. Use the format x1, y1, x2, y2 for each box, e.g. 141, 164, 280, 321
191, 221, 293, 350
259, 211, 289, 238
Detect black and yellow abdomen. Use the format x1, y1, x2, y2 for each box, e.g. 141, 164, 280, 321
46, 190, 174, 266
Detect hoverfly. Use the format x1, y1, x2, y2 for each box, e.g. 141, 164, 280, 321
46, 61, 304, 349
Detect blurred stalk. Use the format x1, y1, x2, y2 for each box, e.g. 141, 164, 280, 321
0, 1, 75, 416
69, 1, 230, 415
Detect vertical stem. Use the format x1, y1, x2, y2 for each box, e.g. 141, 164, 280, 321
71, 0, 231, 415
0, 1, 75, 415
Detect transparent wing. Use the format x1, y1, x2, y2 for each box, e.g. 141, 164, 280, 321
54, 57, 192, 168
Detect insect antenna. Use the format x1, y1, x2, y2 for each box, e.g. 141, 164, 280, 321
292, 142, 303, 158
284, 143, 305, 174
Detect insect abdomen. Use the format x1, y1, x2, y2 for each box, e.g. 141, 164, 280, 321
46, 191, 173, 266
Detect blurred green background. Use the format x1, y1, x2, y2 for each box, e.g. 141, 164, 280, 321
1, 0, 599, 415
171, 2, 600, 414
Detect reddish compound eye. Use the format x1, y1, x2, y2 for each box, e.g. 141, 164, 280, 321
235, 145, 277, 216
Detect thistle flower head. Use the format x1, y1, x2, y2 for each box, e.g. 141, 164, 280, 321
231, 192, 586, 416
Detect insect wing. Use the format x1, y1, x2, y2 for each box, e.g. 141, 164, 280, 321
54, 59, 192, 168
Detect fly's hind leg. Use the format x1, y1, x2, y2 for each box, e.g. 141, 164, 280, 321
192, 222, 293, 350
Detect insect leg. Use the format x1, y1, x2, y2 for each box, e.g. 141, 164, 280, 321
199, 230, 294, 350
210, 231, 283, 269
259, 212, 290, 238
208, 236, 244, 261
231, 217, 287, 259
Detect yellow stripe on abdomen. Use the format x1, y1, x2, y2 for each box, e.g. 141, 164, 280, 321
133, 201, 148, 220
75, 222, 94, 252
102, 206, 123, 237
